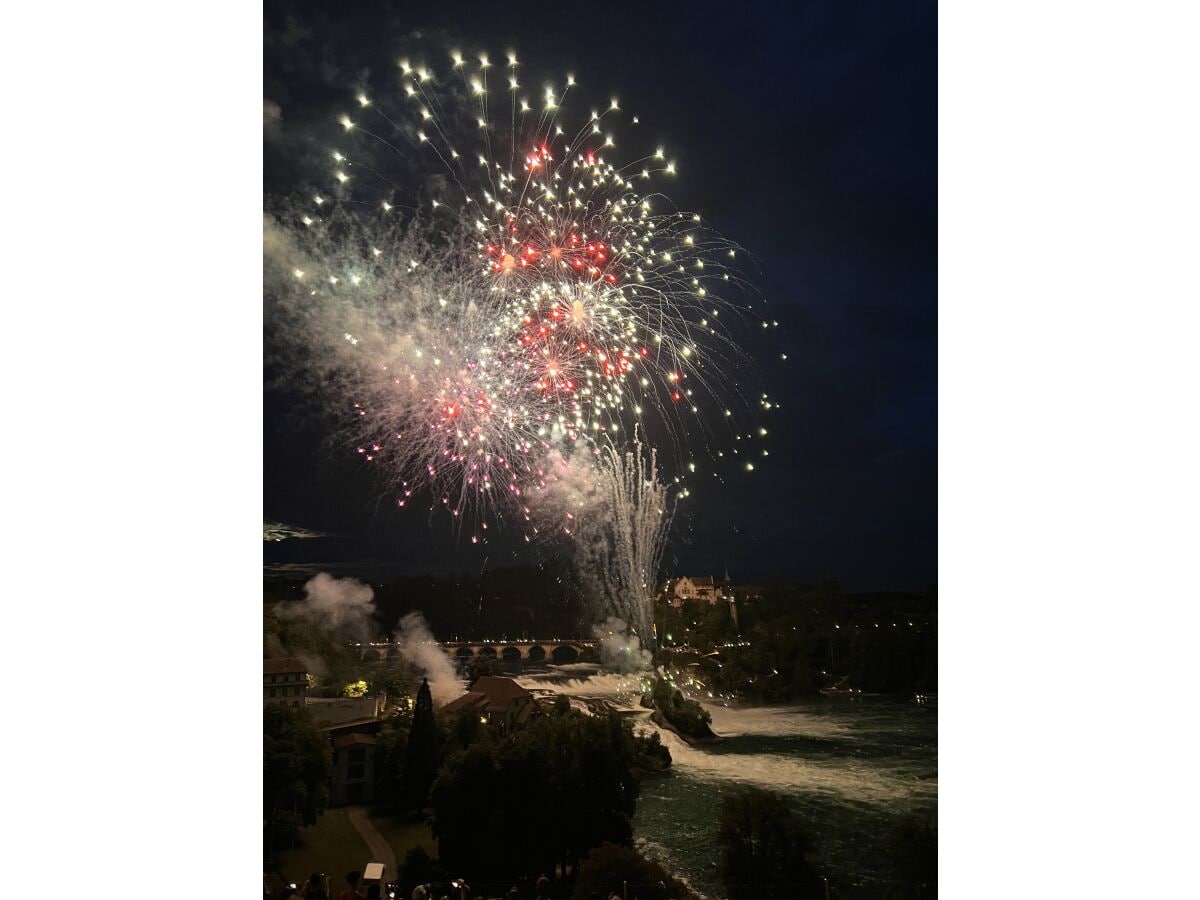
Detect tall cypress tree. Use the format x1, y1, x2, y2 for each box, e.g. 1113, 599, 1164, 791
403, 677, 440, 809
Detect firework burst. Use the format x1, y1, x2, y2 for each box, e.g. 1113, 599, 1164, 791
267, 48, 775, 539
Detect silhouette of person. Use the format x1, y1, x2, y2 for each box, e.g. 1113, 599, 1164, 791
338, 872, 364, 900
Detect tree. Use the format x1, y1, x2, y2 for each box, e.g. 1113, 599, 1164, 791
429, 741, 509, 879
694, 599, 737, 649
445, 704, 487, 753
654, 599, 685, 648
371, 668, 414, 699
264, 704, 331, 859
374, 712, 410, 810
403, 678, 440, 809
430, 709, 664, 886
466, 653, 494, 687
571, 843, 693, 900
717, 789, 823, 900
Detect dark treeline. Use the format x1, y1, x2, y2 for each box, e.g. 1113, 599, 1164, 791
264, 704, 331, 857
657, 579, 937, 700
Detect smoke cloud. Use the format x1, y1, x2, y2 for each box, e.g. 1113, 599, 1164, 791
394, 611, 464, 706
270, 572, 464, 703
594, 616, 654, 673
278, 572, 378, 643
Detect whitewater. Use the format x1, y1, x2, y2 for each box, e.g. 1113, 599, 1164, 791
515, 666, 938, 898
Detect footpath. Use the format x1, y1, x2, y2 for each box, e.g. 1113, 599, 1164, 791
345, 806, 398, 879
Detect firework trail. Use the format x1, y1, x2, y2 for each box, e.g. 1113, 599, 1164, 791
265, 48, 775, 544
584, 437, 675, 656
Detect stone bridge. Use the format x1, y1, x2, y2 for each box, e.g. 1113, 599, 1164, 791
442, 639, 597, 663
357, 640, 597, 664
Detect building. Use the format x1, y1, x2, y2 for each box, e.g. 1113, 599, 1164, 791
330, 732, 376, 805
264, 658, 384, 805
662, 576, 719, 606
661, 576, 764, 607
315, 698, 386, 806
442, 676, 538, 733
264, 657, 308, 708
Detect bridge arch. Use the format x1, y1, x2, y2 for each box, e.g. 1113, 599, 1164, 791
501, 646, 522, 662
455, 646, 475, 660
526, 645, 546, 662
477, 645, 498, 659
551, 644, 579, 664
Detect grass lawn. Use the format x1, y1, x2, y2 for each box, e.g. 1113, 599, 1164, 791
274, 808, 371, 887
367, 812, 438, 865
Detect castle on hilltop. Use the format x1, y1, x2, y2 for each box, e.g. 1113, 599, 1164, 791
659, 567, 764, 609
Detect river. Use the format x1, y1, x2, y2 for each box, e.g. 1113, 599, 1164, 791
515, 667, 937, 898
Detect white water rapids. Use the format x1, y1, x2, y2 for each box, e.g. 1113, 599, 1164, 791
514, 666, 938, 898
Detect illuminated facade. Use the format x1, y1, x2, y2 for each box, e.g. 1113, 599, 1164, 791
662, 576, 719, 606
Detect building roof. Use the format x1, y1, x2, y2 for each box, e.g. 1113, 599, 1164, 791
444, 676, 533, 714
665, 576, 715, 589
332, 732, 377, 750
305, 696, 379, 706
443, 691, 487, 714
321, 718, 385, 736
475, 676, 532, 702
263, 657, 307, 675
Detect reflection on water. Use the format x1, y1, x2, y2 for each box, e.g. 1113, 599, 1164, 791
516, 666, 937, 898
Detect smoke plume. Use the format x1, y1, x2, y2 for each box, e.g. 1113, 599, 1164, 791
530, 437, 674, 659
278, 572, 378, 642
394, 611, 464, 706
594, 616, 654, 673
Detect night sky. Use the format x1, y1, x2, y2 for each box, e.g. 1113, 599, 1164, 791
264, 0, 936, 592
